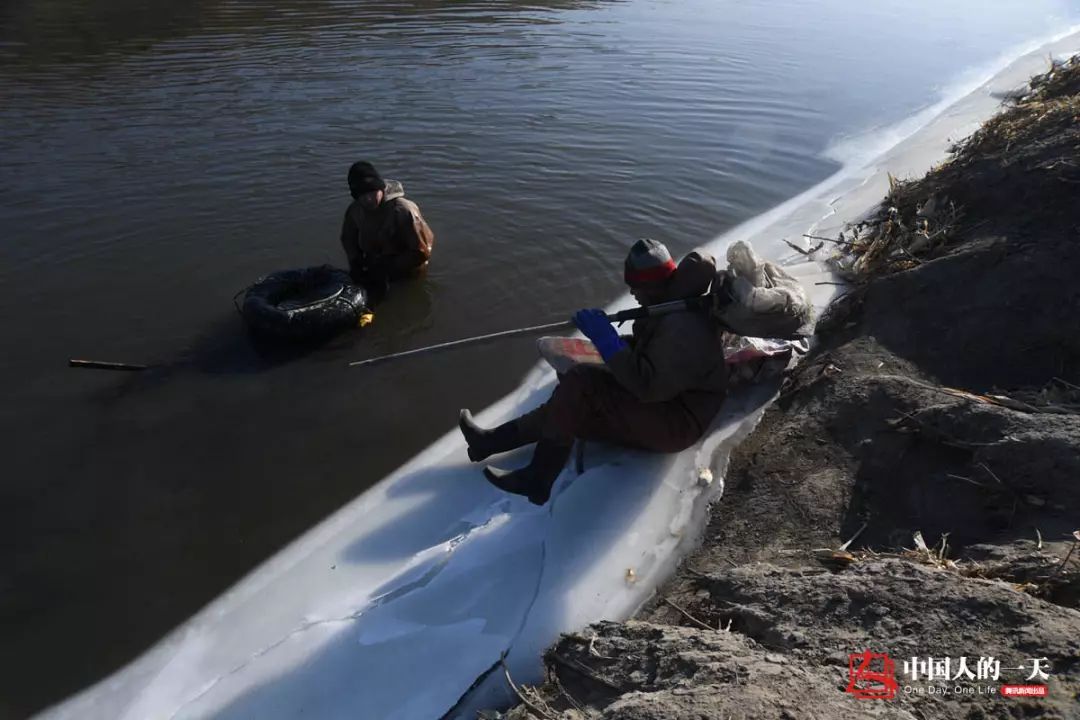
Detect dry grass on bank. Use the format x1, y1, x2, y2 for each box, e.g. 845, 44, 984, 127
826, 54, 1080, 281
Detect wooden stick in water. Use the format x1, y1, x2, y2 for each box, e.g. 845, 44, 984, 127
68, 359, 150, 372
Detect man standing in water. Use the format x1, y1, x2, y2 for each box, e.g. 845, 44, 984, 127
341, 161, 435, 301
459, 239, 729, 505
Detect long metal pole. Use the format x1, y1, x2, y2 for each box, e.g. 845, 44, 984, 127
347, 297, 707, 369
347, 319, 575, 368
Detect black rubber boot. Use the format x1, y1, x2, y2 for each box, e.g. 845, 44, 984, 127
459, 408, 542, 462
483, 438, 573, 506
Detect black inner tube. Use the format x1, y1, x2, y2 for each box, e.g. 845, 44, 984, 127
240, 265, 369, 342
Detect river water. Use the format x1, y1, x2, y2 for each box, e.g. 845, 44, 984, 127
2, 0, 1078, 716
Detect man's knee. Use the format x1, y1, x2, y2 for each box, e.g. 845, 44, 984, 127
558, 365, 593, 392
554, 365, 611, 406
546, 366, 604, 436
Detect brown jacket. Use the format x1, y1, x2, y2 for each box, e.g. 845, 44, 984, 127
340, 180, 435, 278
606, 251, 728, 430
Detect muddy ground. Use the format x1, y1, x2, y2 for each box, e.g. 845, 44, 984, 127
485, 57, 1080, 719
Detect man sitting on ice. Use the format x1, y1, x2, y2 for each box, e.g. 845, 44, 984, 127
340, 161, 435, 302
459, 239, 729, 505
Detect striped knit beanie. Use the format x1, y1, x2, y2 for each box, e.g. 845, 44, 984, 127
624, 238, 676, 286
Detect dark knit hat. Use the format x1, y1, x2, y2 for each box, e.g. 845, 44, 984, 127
624, 238, 676, 286
347, 161, 386, 197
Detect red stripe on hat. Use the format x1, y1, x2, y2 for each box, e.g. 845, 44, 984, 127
625, 259, 677, 285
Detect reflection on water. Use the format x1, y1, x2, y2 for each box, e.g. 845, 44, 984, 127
2, 0, 1078, 715
1, 0, 606, 68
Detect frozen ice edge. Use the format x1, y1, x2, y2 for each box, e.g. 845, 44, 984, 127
37, 28, 1080, 720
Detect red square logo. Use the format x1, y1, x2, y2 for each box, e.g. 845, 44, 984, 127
847, 651, 898, 700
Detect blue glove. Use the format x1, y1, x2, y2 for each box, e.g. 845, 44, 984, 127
573, 308, 626, 362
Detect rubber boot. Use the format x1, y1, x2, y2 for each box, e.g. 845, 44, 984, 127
459, 408, 543, 462
483, 438, 573, 506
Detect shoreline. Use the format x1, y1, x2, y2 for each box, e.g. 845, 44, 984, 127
37, 28, 1080, 720
488, 43, 1080, 720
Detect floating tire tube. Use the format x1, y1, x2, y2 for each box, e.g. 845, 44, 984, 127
240, 265, 370, 342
